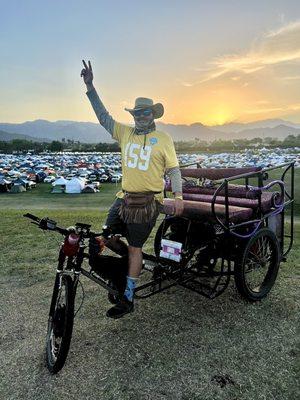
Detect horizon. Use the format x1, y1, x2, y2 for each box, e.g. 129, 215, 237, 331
0, 116, 299, 128
1, 0, 300, 125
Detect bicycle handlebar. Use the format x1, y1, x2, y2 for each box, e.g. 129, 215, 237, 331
24, 213, 40, 222
23, 213, 103, 237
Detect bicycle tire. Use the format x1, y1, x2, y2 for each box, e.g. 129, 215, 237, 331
45, 274, 75, 373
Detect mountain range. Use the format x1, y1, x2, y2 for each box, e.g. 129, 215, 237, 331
0, 118, 299, 143
0, 129, 51, 142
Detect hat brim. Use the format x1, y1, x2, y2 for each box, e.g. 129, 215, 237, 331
125, 103, 164, 119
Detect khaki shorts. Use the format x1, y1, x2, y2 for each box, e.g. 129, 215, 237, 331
105, 198, 161, 248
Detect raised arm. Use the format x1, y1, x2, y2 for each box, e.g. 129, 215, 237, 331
81, 60, 115, 136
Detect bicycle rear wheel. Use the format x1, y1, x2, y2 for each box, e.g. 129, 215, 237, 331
46, 274, 75, 373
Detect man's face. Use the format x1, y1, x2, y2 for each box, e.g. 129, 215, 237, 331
133, 108, 154, 128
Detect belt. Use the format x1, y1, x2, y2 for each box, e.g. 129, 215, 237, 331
122, 189, 162, 195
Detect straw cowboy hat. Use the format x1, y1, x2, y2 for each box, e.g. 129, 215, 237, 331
125, 97, 164, 119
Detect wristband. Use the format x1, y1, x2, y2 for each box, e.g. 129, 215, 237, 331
174, 195, 183, 200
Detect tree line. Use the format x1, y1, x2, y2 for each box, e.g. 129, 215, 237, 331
0, 134, 299, 154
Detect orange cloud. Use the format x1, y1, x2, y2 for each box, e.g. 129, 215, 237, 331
180, 20, 300, 86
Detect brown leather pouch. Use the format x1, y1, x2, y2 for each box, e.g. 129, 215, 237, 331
119, 192, 158, 223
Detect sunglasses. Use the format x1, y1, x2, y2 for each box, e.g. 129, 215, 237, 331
133, 109, 153, 117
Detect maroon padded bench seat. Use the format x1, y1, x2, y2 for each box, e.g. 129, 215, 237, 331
163, 199, 253, 223
180, 167, 261, 180
165, 182, 262, 199
182, 191, 281, 213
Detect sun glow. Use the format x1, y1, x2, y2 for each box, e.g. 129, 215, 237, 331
198, 108, 236, 126
209, 110, 234, 125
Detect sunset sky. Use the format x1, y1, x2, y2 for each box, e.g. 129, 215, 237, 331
1, 0, 300, 126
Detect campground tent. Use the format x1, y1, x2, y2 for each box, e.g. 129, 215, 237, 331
65, 177, 85, 194
53, 177, 68, 186
51, 176, 67, 194
82, 184, 98, 193
10, 184, 26, 193
36, 171, 47, 182
13, 178, 28, 188
0, 179, 12, 193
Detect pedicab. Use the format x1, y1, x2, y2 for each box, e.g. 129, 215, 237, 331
23, 161, 295, 373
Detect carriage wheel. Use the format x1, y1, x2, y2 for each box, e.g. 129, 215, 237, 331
234, 228, 280, 301
46, 274, 75, 373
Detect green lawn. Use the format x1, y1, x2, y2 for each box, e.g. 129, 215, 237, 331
0, 182, 122, 210
0, 165, 299, 214
0, 176, 299, 400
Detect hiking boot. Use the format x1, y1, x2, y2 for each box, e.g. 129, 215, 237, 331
106, 296, 134, 319
107, 280, 121, 305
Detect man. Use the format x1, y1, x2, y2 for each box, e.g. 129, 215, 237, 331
81, 60, 183, 318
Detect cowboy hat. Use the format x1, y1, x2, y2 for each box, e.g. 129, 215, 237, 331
125, 97, 164, 119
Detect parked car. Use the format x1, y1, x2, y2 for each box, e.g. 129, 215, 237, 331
88, 174, 98, 181
44, 176, 56, 183
111, 174, 122, 183
99, 174, 109, 182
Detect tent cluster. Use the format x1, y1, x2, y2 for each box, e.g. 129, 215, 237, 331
0, 176, 36, 193
51, 176, 99, 194
0, 152, 124, 194
0, 148, 298, 195
179, 147, 299, 169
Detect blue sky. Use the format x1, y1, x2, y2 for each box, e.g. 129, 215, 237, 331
1, 0, 300, 125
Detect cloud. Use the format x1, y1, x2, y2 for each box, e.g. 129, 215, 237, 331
279, 75, 300, 81
182, 20, 300, 86
176, 80, 194, 87
244, 107, 285, 114
244, 103, 300, 115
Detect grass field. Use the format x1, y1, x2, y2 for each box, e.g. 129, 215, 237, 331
0, 171, 299, 400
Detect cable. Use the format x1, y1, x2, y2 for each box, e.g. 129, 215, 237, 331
74, 278, 85, 317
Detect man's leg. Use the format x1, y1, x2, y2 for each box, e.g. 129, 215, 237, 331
104, 237, 128, 256
104, 198, 128, 256
122, 245, 143, 303
127, 245, 143, 278
106, 205, 160, 319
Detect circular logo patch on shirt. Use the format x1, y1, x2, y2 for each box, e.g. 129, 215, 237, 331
150, 137, 158, 145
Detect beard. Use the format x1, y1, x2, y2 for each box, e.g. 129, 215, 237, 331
134, 117, 155, 130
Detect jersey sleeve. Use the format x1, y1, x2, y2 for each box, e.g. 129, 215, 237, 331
86, 87, 115, 136
86, 87, 133, 143
112, 122, 133, 143
164, 134, 179, 169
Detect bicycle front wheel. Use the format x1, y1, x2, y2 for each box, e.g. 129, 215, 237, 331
46, 274, 75, 374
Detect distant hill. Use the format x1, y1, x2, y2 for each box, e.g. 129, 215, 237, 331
0, 129, 50, 142
235, 124, 300, 140
0, 119, 114, 143
210, 119, 300, 133
156, 122, 225, 141
157, 122, 300, 141
0, 118, 299, 143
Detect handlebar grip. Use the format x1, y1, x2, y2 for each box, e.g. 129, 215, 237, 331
23, 213, 40, 222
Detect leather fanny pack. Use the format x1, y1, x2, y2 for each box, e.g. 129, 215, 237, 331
118, 192, 159, 224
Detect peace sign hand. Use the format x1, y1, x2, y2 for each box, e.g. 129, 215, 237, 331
81, 60, 93, 85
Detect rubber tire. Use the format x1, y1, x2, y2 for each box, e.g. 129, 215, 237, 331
234, 228, 280, 301
46, 274, 75, 374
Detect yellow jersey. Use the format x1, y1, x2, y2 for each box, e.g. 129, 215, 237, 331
112, 122, 179, 203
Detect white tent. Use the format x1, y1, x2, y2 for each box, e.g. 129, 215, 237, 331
52, 177, 67, 186
65, 177, 85, 194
